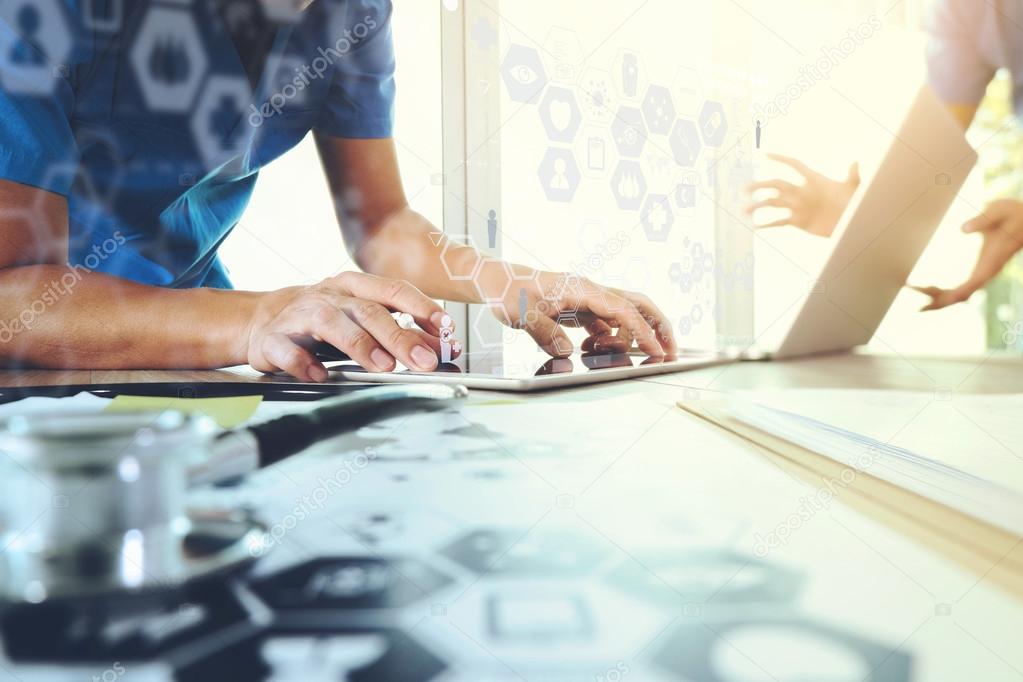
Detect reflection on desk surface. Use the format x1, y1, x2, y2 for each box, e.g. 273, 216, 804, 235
0, 370, 1019, 680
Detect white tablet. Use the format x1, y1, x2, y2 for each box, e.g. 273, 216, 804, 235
325, 350, 727, 392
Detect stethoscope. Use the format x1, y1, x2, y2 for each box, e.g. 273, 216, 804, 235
0, 384, 468, 610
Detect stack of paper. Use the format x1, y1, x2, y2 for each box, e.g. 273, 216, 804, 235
722, 389, 1023, 536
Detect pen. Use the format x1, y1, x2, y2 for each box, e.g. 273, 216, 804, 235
188, 383, 469, 486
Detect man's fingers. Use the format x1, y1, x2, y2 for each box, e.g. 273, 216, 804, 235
754, 216, 794, 229
962, 214, 995, 234
307, 304, 397, 373
332, 272, 448, 334
846, 162, 860, 185
584, 319, 613, 337
746, 179, 797, 195
260, 332, 328, 382
409, 327, 462, 360
767, 153, 816, 179
524, 311, 573, 358
622, 292, 677, 357
746, 196, 789, 213
588, 334, 631, 354
341, 299, 440, 372
581, 319, 619, 353
911, 283, 979, 311
584, 292, 663, 358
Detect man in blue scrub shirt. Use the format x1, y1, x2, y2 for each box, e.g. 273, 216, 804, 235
746, 0, 1023, 313
0, 0, 676, 380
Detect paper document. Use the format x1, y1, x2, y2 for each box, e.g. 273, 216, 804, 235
721, 389, 1023, 536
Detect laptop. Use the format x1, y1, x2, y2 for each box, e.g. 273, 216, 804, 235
331, 86, 977, 391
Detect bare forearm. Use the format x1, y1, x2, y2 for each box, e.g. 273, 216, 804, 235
354, 207, 532, 302
0, 266, 260, 370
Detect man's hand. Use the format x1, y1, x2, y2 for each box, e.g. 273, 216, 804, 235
912, 199, 1023, 311
247, 272, 460, 382
746, 154, 859, 237
481, 266, 677, 359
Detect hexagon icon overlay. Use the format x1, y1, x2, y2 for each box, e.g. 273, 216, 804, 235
538, 148, 581, 202
611, 105, 647, 159
130, 5, 209, 113
698, 99, 728, 148
440, 235, 483, 281
82, 0, 123, 32
539, 86, 582, 143
612, 49, 646, 101
578, 67, 616, 124
610, 160, 647, 211
640, 194, 674, 242
669, 118, 702, 168
542, 26, 584, 83
501, 44, 548, 103
191, 75, 254, 171
642, 84, 676, 136
0, 0, 73, 96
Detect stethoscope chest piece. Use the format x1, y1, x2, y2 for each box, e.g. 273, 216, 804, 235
0, 410, 265, 606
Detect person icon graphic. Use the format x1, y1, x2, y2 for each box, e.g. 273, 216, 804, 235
622, 53, 638, 98
487, 209, 498, 248
439, 314, 455, 364
551, 158, 570, 191
518, 288, 528, 328
755, 119, 762, 149
11, 5, 46, 66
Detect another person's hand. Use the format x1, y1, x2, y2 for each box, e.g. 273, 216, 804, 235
480, 265, 677, 359
912, 199, 1023, 311
746, 153, 860, 237
246, 272, 459, 381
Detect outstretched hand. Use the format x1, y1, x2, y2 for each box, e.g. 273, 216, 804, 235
912, 199, 1023, 311
746, 153, 860, 237
481, 267, 677, 360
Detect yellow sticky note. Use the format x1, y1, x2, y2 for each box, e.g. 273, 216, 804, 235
105, 395, 263, 429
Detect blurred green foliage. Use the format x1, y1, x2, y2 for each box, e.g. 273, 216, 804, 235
973, 71, 1023, 350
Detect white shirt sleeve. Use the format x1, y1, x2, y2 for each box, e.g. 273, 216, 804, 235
923, 0, 996, 107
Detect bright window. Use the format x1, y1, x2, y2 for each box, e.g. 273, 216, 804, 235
229, 0, 1013, 357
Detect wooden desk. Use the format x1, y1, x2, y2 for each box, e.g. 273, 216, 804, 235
1, 352, 1021, 679
2, 350, 1019, 392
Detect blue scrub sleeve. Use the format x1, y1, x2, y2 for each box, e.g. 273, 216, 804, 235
923, 0, 995, 108
0, 14, 80, 195
315, 0, 396, 139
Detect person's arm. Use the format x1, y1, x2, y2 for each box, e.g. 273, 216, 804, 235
0, 180, 257, 370
0, 179, 456, 379
315, 135, 677, 358
746, 154, 860, 236
748, 0, 986, 237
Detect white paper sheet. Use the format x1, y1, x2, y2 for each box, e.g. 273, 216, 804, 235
726, 389, 1023, 535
